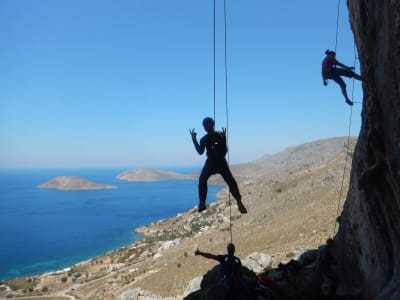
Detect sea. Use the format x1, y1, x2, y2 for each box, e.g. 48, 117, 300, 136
0, 167, 223, 280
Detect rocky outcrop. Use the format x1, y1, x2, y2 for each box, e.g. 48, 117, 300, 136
242, 252, 273, 274
183, 258, 326, 300
335, 2, 400, 299
183, 264, 258, 300
38, 176, 116, 190
116, 288, 163, 300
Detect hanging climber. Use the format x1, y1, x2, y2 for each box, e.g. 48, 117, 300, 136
195, 243, 243, 300
322, 49, 364, 106
189, 117, 247, 214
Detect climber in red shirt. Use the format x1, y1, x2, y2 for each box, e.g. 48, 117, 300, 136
322, 49, 364, 106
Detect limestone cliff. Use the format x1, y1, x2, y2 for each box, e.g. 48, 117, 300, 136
336, 1, 400, 299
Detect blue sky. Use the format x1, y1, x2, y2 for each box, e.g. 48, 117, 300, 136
0, 1, 364, 168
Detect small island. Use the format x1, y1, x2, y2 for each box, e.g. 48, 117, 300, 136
38, 176, 116, 190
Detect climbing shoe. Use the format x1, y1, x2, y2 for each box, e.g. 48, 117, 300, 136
198, 201, 206, 213
237, 201, 247, 214
346, 99, 354, 106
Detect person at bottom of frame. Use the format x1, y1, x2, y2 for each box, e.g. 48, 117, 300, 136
195, 243, 243, 300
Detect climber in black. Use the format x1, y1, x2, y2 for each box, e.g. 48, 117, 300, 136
190, 117, 247, 214
195, 243, 243, 300
322, 49, 364, 106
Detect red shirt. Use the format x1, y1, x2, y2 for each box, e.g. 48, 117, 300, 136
322, 55, 337, 80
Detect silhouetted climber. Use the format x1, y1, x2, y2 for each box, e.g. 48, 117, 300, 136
322, 49, 364, 106
190, 117, 247, 214
195, 243, 243, 300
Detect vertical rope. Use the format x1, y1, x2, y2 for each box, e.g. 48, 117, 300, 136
213, 0, 233, 243
223, 0, 233, 244
334, 0, 341, 53
213, 0, 216, 123
333, 107, 353, 235
333, 42, 357, 235
351, 42, 358, 102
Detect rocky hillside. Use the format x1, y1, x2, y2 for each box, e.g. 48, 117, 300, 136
232, 136, 353, 180
1, 137, 355, 299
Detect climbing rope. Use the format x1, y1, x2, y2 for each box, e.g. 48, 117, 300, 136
212, 0, 233, 243
333, 106, 353, 235
333, 41, 358, 235
334, 0, 341, 53
223, 0, 233, 244
213, 0, 216, 123
331, 0, 360, 235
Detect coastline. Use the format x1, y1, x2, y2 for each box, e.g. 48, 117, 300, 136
0, 138, 354, 298
1, 183, 225, 282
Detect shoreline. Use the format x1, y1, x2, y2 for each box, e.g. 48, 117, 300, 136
1, 186, 225, 282
0, 137, 354, 298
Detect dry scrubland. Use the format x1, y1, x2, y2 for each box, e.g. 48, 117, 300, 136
0, 137, 355, 299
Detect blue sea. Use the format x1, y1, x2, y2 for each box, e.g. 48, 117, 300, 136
0, 167, 223, 280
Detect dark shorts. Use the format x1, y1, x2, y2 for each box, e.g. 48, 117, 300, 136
327, 67, 355, 89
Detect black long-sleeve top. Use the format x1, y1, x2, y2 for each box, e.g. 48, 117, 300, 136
193, 131, 227, 161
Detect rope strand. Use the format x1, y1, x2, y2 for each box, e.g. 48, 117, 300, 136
213, 0, 233, 243
213, 0, 216, 123
333, 107, 353, 235
334, 0, 341, 53
333, 41, 357, 235
223, 0, 233, 244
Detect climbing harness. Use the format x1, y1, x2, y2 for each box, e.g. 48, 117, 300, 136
212, 0, 233, 243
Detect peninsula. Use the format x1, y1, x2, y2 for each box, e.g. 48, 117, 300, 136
116, 168, 197, 182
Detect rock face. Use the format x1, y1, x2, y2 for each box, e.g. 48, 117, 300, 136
241, 252, 273, 274
336, 2, 400, 299
38, 176, 116, 190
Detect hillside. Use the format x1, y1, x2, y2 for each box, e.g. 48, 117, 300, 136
1, 137, 356, 299
232, 136, 353, 180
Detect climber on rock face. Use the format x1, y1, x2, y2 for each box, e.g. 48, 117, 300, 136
322, 49, 365, 106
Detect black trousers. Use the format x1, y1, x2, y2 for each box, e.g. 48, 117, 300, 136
199, 158, 241, 203
328, 67, 357, 89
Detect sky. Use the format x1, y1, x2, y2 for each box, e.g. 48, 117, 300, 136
0, 1, 364, 168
